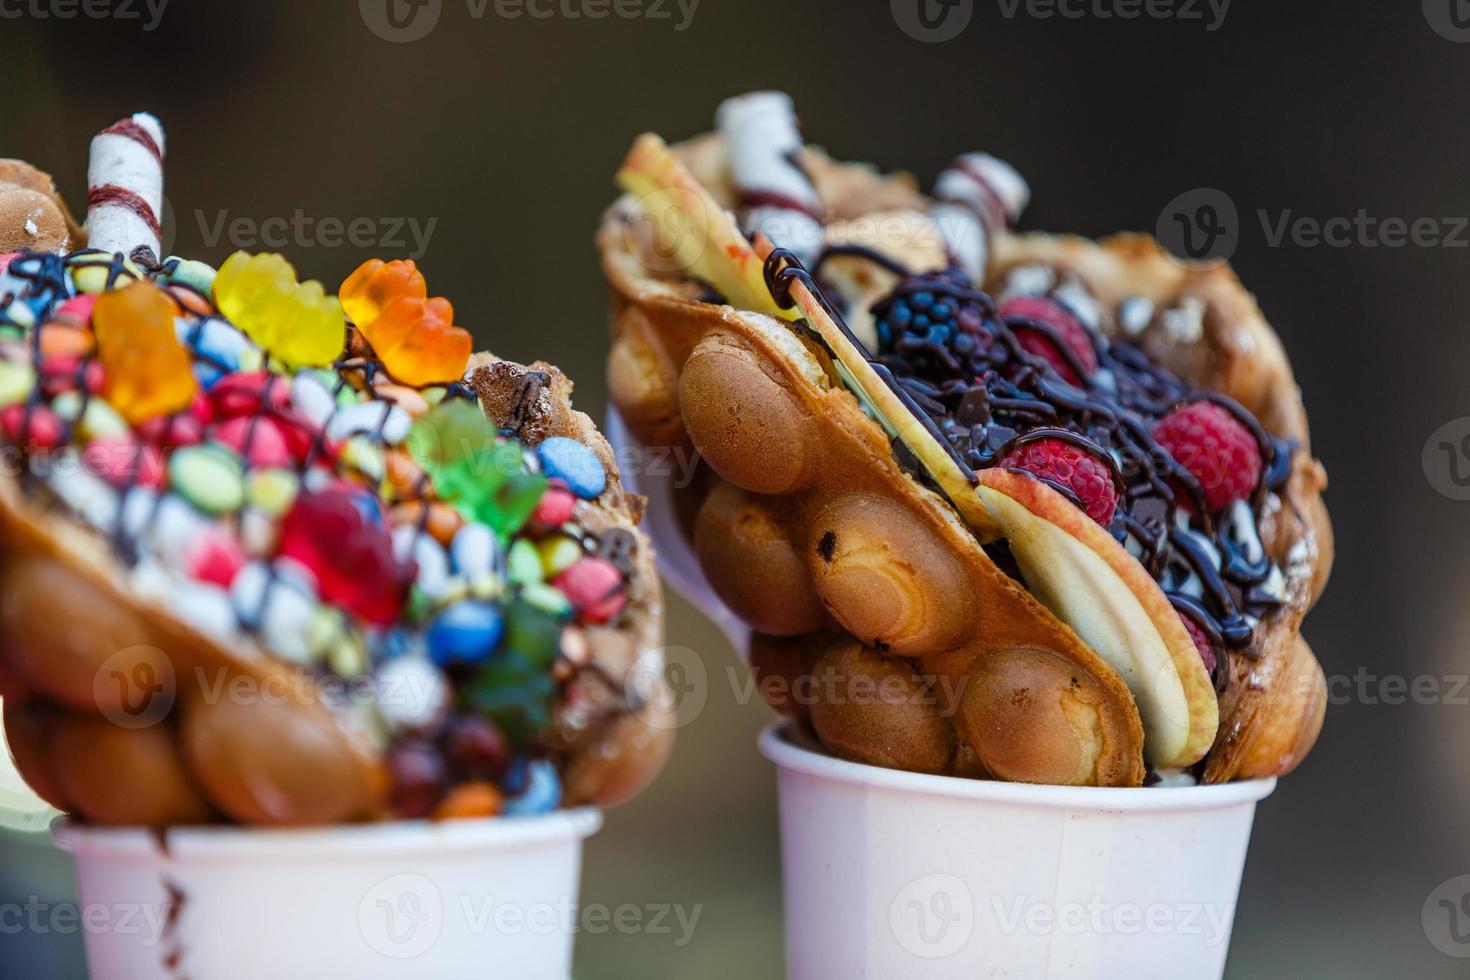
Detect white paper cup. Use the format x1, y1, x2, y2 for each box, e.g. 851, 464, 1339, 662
761, 724, 1274, 980
53, 808, 602, 980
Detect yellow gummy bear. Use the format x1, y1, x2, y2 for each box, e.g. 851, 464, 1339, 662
213, 251, 346, 368
93, 281, 198, 425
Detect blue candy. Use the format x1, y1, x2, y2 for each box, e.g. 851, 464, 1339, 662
503, 760, 562, 816
536, 437, 606, 500
179, 317, 256, 374
426, 601, 505, 667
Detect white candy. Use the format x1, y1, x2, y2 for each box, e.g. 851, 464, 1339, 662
291, 371, 338, 429
450, 522, 497, 579
1118, 296, 1155, 337
46, 454, 119, 533
393, 526, 450, 600
169, 581, 239, 644
151, 493, 214, 564
238, 507, 279, 558
326, 401, 411, 446
374, 656, 450, 736
230, 562, 317, 665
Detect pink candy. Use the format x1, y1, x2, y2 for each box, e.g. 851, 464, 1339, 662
554, 558, 627, 625
39, 355, 105, 397
139, 412, 205, 450
82, 436, 165, 489
211, 416, 293, 468
187, 532, 247, 588
532, 481, 577, 528
53, 294, 97, 326
1, 405, 62, 451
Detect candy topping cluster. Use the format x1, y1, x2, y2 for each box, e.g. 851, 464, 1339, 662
0, 249, 632, 819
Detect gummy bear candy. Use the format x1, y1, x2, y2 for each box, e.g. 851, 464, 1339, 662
340, 258, 426, 326
340, 259, 473, 387
408, 400, 546, 537
278, 486, 416, 627
214, 251, 345, 368
92, 281, 198, 424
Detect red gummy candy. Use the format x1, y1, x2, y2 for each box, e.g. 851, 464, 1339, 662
279, 487, 416, 627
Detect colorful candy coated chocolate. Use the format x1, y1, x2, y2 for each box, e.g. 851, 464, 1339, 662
92, 281, 199, 425
502, 759, 562, 816
555, 557, 626, 624
213, 252, 345, 368
427, 600, 505, 668
536, 437, 607, 500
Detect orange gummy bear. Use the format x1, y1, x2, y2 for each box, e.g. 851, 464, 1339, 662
340, 258, 427, 328
340, 259, 472, 387
365, 296, 474, 387
93, 281, 198, 425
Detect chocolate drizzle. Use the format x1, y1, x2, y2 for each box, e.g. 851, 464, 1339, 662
760, 250, 1291, 661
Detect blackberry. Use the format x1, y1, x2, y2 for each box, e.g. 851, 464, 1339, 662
871, 268, 993, 382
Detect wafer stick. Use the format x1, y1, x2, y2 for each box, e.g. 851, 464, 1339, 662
931, 152, 1029, 282
86, 113, 166, 262
716, 92, 825, 265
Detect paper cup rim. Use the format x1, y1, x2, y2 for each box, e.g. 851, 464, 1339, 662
760, 723, 1276, 812
51, 807, 603, 862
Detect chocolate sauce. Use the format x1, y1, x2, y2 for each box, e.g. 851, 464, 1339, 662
761, 250, 1289, 661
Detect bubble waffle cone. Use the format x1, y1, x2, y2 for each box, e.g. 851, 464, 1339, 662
0, 117, 671, 828
600, 95, 1331, 787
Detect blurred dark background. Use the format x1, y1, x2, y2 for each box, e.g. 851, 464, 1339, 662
2, 2, 1467, 976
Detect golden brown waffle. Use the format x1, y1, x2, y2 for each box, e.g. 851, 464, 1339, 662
601, 130, 1330, 786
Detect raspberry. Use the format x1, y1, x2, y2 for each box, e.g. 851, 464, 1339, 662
1000, 437, 1118, 525
1180, 614, 1217, 674
1152, 401, 1262, 514
999, 296, 1098, 385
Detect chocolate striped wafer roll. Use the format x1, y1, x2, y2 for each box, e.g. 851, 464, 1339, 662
716, 92, 825, 266
931, 152, 1029, 282
85, 113, 166, 262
